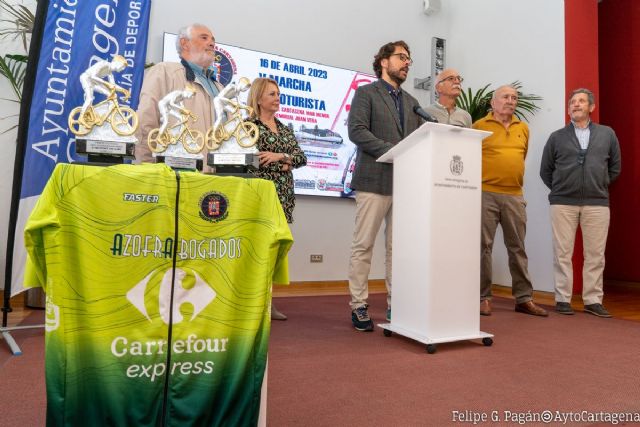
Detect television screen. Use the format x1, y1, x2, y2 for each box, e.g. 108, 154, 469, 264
162, 33, 376, 197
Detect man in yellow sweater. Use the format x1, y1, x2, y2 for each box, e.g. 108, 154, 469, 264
473, 85, 548, 317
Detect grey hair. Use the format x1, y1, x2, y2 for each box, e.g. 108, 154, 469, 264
492, 84, 518, 100
175, 24, 208, 54
568, 88, 595, 106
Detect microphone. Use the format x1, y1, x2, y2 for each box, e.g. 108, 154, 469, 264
413, 105, 438, 123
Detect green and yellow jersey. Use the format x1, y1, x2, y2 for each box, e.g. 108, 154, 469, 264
24, 163, 292, 427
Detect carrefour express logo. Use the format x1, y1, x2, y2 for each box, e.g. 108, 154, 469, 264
127, 268, 216, 325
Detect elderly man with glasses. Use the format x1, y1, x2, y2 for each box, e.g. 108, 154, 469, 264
540, 88, 621, 318
425, 68, 472, 127
473, 85, 548, 317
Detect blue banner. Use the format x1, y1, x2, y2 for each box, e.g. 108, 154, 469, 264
21, 0, 151, 198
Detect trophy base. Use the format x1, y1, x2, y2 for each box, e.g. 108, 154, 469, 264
212, 165, 255, 177
87, 154, 127, 164
76, 139, 136, 164
207, 152, 259, 176
156, 155, 203, 171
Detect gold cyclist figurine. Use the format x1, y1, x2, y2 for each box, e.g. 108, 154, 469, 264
207, 77, 258, 150
147, 84, 205, 154
68, 55, 138, 137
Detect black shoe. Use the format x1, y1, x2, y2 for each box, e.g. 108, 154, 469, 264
555, 302, 574, 315
352, 305, 374, 331
583, 303, 612, 318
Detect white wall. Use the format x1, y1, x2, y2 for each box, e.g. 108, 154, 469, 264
0, 0, 35, 291
445, 0, 565, 292
0, 0, 564, 292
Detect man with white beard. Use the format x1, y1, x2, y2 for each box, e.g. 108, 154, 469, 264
135, 23, 223, 163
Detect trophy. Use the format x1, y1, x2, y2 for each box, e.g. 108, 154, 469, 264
206, 77, 259, 175
146, 85, 205, 170
68, 55, 138, 163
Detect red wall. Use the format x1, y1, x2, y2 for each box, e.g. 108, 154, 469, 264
564, 0, 600, 293
565, 0, 600, 121
599, 0, 640, 281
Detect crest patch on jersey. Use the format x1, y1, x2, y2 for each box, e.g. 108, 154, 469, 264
199, 192, 229, 222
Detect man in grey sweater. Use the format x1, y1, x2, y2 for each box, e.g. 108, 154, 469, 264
540, 88, 621, 318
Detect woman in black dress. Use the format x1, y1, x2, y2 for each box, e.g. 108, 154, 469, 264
247, 77, 307, 320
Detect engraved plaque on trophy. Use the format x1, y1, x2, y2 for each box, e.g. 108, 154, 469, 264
147, 85, 205, 171
68, 55, 138, 164
206, 77, 259, 175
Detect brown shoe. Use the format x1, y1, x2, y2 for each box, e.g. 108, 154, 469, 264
480, 300, 491, 316
515, 301, 548, 317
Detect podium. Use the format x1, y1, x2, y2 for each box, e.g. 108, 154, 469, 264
377, 122, 493, 353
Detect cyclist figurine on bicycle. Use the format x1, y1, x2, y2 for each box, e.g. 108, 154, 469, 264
147, 83, 205, 155
212, 77, 252, 136
79, 55, 130, 125
158, 84, 197, 138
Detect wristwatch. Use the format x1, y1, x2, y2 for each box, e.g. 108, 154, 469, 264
282, 153, 291, 162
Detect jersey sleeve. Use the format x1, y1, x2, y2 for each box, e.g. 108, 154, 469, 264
272, 206, 293, 285
23, 165, 65, 289
255, 178, 293, 285
23, 164, 101, 290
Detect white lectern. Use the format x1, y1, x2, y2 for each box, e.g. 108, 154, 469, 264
377, 122, 493, 354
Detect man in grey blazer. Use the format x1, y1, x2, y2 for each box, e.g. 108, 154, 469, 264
347, 40, 424, 331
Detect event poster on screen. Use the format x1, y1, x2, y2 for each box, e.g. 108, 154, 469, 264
163, 33, 376, 198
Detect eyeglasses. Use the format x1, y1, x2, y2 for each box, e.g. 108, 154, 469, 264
437, 75, 464, 85
390, 53, 413, 65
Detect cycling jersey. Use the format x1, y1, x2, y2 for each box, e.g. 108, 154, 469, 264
24, 162, 292, 426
